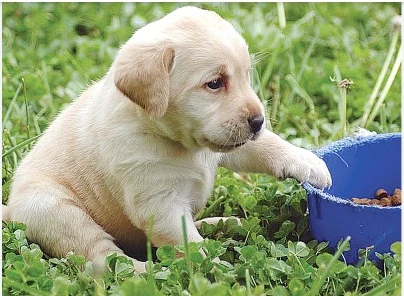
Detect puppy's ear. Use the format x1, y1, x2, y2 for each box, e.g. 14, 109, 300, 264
114, 42, 175, 119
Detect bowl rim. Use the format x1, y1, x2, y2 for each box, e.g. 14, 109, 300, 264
303, 132, 402, 210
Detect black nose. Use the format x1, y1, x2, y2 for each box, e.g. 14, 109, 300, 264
248, 115, 264, 134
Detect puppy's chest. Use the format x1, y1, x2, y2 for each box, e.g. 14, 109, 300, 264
175, 158, 217, 211
126, 151, 219, 212
161, 154, 217, 205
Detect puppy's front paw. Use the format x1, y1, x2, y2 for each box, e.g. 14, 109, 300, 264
281, 147, 332, 189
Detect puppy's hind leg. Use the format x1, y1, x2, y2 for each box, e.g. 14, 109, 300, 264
8, 182, 146, 274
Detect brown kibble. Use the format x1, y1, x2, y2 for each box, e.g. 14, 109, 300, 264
351, 198, 360, 204
391, 194, 401, 206
393, 188, 401, 197
379, 197, 392, 207
351, 198, 371, 205
375, 188, 388, 200
351, 188, 401, 207
370, 199, 381, 206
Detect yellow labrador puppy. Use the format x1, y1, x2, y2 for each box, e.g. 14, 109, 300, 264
5, 7, 331, 272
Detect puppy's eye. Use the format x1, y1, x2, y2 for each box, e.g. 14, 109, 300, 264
206, 78, 224, 90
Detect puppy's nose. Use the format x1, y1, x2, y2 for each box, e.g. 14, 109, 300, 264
248, 115, 264, 134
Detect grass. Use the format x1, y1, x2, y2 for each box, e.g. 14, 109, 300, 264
2, 2, 401, 295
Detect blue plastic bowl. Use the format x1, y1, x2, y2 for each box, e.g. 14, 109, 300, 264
303, 133, 401, 264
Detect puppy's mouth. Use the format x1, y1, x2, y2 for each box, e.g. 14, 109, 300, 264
204, 135, 256, 152
221, 141, 247, 151
202, 129, 262, 152
205, 140, 247, 152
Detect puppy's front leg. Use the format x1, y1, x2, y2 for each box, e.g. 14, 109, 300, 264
220, 129, 332, 189
126, 192, 204, 248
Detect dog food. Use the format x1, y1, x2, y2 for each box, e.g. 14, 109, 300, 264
351, 188, 401, 207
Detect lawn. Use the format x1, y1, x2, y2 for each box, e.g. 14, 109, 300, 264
2, 2, 401, 295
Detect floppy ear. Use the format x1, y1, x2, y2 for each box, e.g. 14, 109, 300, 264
114, 42, 175, 119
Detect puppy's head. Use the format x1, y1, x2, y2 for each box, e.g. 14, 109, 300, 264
113, 6, 265, 152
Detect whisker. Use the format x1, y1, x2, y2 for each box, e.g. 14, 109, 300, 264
222, 124, 236, 149
234, 129, 242, 149
251, 48, 272, 65
207, 121, 231, 145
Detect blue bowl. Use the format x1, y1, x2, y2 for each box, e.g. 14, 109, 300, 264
303, 133, 401, 264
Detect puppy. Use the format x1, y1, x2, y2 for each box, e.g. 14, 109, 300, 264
5, 7, 331, 273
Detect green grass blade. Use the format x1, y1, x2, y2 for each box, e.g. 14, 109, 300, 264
246, 268, 252, 296
366, 42, 402, 127
4, 130, 22, 164
360, 30, 399, 127
260, 39, 282, 89
2, 82, 22, 127
181, 215, 193, 277
270, 75, 281, 128
196, 195, 226, 220
340, 87, 347, 138
297, 31, 319, 82
2, 134, 42, 159
285, 74, 315, 114
146, 216, 154, 274
362, 274, 401, 296
22, 78, 31, 141
306, 236, 351, 296
277, 2, 286, 29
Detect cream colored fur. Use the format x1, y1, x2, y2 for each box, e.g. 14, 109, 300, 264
5, 7, 331, 273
